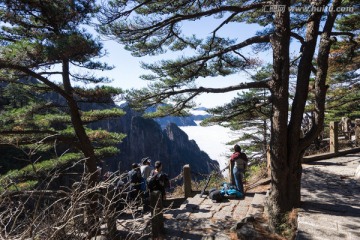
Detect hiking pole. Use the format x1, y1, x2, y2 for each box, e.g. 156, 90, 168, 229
200, 164, 230, 198
200, 173, 213, 198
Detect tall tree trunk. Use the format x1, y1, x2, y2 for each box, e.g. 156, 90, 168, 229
62, 59, 100, 237
266, 0, 291, 231
286, 1, 328, 211
302, 0, 341, 148
62, 59, 98, 177
266, 0, 341, 232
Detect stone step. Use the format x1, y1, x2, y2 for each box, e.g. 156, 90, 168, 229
179, 193, 206, 210
232, 194, 253, 221
296, 222, 349, 240
160, 192, 260, 239
245, 193, 266, 218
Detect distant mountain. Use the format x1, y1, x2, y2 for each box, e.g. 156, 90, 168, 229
88, 105, 219, 178
146, 106, 211, 129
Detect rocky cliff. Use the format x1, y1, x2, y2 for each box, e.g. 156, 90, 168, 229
92, 105, 219, 178
26, 88, 219, 178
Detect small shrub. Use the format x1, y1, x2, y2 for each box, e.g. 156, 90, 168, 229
245, 161, 268, 183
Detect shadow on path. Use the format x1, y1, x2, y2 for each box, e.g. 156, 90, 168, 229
297, 154, 360, 240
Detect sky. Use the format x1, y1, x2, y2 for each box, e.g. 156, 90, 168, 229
95, 16, 275, 108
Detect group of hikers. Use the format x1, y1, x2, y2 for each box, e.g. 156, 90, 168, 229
125, 144, 248, 205
105, 143, 247, 211
120, 158, 170, 213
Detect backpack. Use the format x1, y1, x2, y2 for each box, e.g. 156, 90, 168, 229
129, 169, 142, 183
220, 183, 243, 198
147, 171, 169, 191
234, 152, 248, 169
208, 188, 224, 202
129, 169, 143, 191
146, 172, 159, 191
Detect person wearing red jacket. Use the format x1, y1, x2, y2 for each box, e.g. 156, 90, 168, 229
230, 144, 248, 195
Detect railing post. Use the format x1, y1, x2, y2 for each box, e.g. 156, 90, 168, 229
355, 119, 360, 147
330, 121, 339, 153
150, 190, 164, 238
341, 117, 352, 140
183, 164, 192, 198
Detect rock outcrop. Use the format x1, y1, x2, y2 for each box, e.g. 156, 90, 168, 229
94, 105, 219, 178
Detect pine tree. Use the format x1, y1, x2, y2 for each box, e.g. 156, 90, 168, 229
0, 1, 124, 236
326, 36, 360, 120
203, 65, 272, 157
98, 0, 359, 230
0, 81, 125, 184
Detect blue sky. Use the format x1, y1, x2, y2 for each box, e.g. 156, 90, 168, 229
97, 17, 275, 108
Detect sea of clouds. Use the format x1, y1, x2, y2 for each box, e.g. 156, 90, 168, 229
179, 121, 244, 175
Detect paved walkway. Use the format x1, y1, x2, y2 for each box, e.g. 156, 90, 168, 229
163, 193, 257, 239
115, 153, 360, 240
297, 153, 360, 240
115, 191, 263, 239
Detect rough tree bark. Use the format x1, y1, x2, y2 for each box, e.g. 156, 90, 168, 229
266, 0, 341, 230
266, 0, 291, 230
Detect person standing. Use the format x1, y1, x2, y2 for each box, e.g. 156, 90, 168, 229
140, 157, 153, 180
140, 157, 153, 213
230, 144, 248, 196
148, 161, 169, 200
128, 163, 143, 202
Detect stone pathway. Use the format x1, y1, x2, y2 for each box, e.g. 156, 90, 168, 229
163, 193, 255, 239
297, 153, 360, 240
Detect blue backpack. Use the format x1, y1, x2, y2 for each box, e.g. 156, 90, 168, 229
220, 183, 243, 198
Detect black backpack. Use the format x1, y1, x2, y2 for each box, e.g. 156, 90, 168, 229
208, 188, 224, 203
147, 172, 159, 191
147, 171, 169, 191
129, 169, 142, 191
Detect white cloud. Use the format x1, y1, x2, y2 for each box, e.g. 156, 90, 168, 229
179, 123, 239, 175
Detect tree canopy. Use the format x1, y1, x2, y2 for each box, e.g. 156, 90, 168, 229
0, 1, 125, 236
98, 0, 359, 231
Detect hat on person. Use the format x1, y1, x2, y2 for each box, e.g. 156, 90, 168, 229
142, 157, 151, 165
